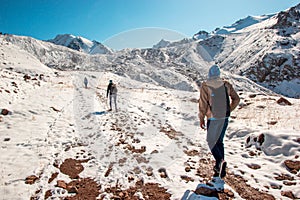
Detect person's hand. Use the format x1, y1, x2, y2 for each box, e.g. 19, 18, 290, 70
200, 119, 206, 130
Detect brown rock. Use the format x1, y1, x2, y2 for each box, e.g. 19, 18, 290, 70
247, 163, 261, 169
1, 109, 10, 115
44, 190, 52, 199
23, 74, 31, 81
180, 175, 194, 183
224, 189, 235, 197
249, 94, 257, 98
267, 121, 278, 125
277, 97, 292, 106
274, 173, 294, 181
48, 172, 59, 183
195, 185, 218, 197
146, 170, 153, 176
281, 191, 295, 199
284, 160, 300, 172
185, 166, 191, 172
270, 184, 282, 189
57, 180, 67, 189
25, 175, 39, 184
67, 185, 78, 193
257, 134, 265, 145
158, 168, 168, 178
249, 151, 257, 156
151, 150, 159, 154
283, 181, 296, 186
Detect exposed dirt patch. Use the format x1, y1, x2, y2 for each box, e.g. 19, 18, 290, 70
104, 180, 171, 200
65, 178, 101, 200
224, 173, 275, 200
59, 158, 89, 179
160, 124, 183, 140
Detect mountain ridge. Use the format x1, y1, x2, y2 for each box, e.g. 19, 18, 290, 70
47, 34, 113, 55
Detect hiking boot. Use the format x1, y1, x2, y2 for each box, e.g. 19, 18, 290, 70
207, 177, 225, 191
219, 160, 227, 178
213, 167, 220, 177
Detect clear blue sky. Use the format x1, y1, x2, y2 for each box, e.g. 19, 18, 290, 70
0, 0, 299, 49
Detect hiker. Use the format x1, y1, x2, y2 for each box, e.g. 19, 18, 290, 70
84, 77, 88, 88
106, 80, 118, 111
198, 65, 240, 181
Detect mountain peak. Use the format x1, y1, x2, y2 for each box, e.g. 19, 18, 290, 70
48, 34, 112, 54
212, 14, 274, 35
152, 39, 171, 48
271, 3, 300, 35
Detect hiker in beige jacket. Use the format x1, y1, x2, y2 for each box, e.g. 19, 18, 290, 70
198, 65, 240, 182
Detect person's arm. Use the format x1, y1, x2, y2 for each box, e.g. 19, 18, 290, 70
226, 82, 240, 111
198, 83, 209, 129
106, 84, 111, 97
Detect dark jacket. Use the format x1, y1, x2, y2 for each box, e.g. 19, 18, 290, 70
106, 83, 113, 97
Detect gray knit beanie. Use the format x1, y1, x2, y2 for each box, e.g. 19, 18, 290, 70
208, 65, 221, 79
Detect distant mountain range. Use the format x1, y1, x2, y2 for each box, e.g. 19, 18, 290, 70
45, 13, 276, 52
1, 3, 299, 98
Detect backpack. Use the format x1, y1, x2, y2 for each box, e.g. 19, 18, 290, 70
208, 83, 230, 119
110, 84, 117, 94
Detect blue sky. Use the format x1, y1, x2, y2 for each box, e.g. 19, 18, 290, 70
0, 0, 299, 49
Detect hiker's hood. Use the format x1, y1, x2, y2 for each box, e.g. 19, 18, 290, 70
206, 78, 224, 88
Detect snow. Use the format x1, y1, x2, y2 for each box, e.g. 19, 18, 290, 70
273, 79, 300, 98
213, 14, 274, 35
1, 49, 299, 199
48, 34, 113, 54
1, 4, 300, 198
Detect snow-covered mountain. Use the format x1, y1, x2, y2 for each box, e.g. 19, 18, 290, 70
153, 38, 194, 49
213, 3, 300, 98
152, 39, 172, 49
192, 15, 274, 40
271, 3, 300, 35
192, 30, 210, 40
213, 14, 274, 35
48, 34, 113, 55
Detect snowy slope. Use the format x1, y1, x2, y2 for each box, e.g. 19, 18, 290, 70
192, 14, 273, 40
1, 57, 299, 199
48, 34, 113, 55
213, 15, 274, 35
2, 33, 278, 98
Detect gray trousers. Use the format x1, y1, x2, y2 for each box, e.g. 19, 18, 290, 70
109, 93, 117, 110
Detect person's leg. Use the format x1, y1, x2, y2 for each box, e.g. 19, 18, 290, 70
109, 95, 112, 110
219, 118, 228, 177
114, 94, 117, 111
207, 119, 228, 176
